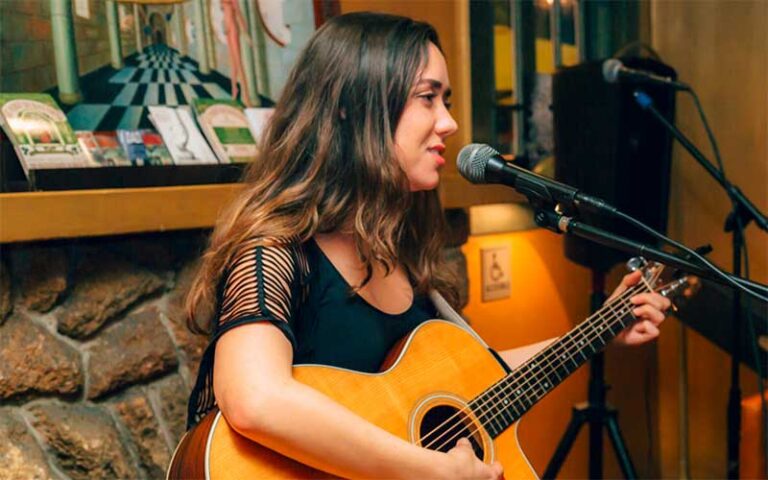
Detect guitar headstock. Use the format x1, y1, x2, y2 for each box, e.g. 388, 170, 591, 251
626, 256, 701, 311
626, 257, 666, 288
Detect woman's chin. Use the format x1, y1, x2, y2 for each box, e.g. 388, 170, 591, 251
408, 178, 440, 192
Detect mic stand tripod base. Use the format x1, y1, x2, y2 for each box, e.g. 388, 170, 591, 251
542, 352, 638, 479
542, 271, 638, 480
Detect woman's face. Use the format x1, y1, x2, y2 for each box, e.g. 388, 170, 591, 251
394, 42, 458, 192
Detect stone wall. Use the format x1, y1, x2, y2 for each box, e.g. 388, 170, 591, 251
0, 231, 208, 480
0, 220, 469, 479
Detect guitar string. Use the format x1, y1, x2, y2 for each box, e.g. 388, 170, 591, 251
419, 269, 664, 450
417, 285, 641, 450
419, 287, 642, 451
425, 270, 663, 453
479, 286, 634, 426
463, 270, 661, 437
425, 292, 642, 453
477, 293, 628, 428
417, 282, 644, 449
419, 282, 647, 452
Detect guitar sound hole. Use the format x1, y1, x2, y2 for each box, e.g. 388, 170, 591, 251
419, 405, 484, 459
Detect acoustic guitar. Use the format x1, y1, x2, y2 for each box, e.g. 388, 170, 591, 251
168, 260, 691, 479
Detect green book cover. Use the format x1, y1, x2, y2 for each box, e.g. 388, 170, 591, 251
0, 93, 91, 175
192, 98, 257, 164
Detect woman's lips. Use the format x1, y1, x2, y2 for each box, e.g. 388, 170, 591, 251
429, 145, 446, 166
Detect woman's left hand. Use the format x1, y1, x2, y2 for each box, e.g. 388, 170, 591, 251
608, 271, 672, 347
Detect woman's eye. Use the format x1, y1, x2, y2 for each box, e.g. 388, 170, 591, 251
418, 93, 450, 110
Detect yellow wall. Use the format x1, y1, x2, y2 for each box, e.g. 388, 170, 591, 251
462, 229, 593, 477
493, 27, 579, 95
651, 2, 767, 478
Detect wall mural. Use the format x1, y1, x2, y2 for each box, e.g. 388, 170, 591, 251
0, 0, 323, 132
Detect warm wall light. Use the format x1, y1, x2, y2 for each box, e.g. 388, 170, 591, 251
469, 203, 538, 236
542, 0, 572, 7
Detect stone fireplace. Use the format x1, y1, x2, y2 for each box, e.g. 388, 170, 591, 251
0, 213, 468, 479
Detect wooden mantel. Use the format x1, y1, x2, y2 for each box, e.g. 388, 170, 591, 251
0, 184, 243, 243
0, 178, 521, 243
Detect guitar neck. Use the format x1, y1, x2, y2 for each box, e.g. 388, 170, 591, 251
469, 282, 649, 439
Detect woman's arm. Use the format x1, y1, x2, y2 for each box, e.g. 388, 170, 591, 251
214, 322, 503, 480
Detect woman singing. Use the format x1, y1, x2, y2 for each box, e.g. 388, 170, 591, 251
184, 12, 670, 479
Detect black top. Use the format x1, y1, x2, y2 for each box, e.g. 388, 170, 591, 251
187, 237, 436, 428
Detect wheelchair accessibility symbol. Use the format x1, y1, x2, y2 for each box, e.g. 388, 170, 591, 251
481, 246, 511, 301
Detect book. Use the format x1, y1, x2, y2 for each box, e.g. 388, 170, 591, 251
192, 99, 257, 163
148, 106, 219, 165
116, 129, 174, 166
116, 130, 146, 165
0, 93, 91, 176
244, 107, 274, 146
75, 131, 131, 166
141, 130, 174, 166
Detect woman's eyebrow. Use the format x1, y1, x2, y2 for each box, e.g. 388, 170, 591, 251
416, 78, 452, 97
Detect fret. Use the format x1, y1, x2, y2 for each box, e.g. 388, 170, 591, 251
500, 403, 514, 427
576, 346, 588, 361
488, 385, 504, 432
594, 322, 609, 342
607, 319, 625, 336
545, 363, 562, 384
540, 376, 552, 393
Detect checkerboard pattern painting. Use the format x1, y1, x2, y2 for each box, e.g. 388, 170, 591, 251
60, 44, 233, 131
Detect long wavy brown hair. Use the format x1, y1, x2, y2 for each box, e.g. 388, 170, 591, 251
186, 12, 459, 334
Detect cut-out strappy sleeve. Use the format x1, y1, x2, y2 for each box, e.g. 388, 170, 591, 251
187, 239, 307, 429
214, 241, 301, 348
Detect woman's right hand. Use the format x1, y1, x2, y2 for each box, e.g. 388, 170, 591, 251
443, 438, 504, 479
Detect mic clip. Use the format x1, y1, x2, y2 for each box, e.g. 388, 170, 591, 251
533, 204, 572, 235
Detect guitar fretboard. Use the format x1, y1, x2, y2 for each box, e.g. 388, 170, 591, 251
469, 281, 649, 439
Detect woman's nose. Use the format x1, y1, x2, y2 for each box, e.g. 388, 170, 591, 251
436, 107, 458, 138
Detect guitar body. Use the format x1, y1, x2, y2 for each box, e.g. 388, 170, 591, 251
168, 320, 537, 479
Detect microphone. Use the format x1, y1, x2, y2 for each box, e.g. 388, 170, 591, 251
602, 58, 689, 91
457, 143, 617, 215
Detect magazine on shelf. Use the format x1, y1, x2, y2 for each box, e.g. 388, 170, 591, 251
141, 130, 174, 166
192, 98, 257, 163
244, 107, 274, 146
116, 129, 173, 166
0, 93, 91, 176
75, 131, 131, 166
148, 106, 219, 165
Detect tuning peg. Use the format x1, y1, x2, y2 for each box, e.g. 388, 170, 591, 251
626, 257, 648, 272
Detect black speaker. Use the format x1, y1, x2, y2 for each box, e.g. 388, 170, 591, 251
553, 57, 676, 272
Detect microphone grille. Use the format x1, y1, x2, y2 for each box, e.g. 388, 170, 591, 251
602, 58, 622, 83
457, 143, 500, 184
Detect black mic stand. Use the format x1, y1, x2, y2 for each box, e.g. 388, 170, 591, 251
531, 202, 768, 478
634, 89, 768, 479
